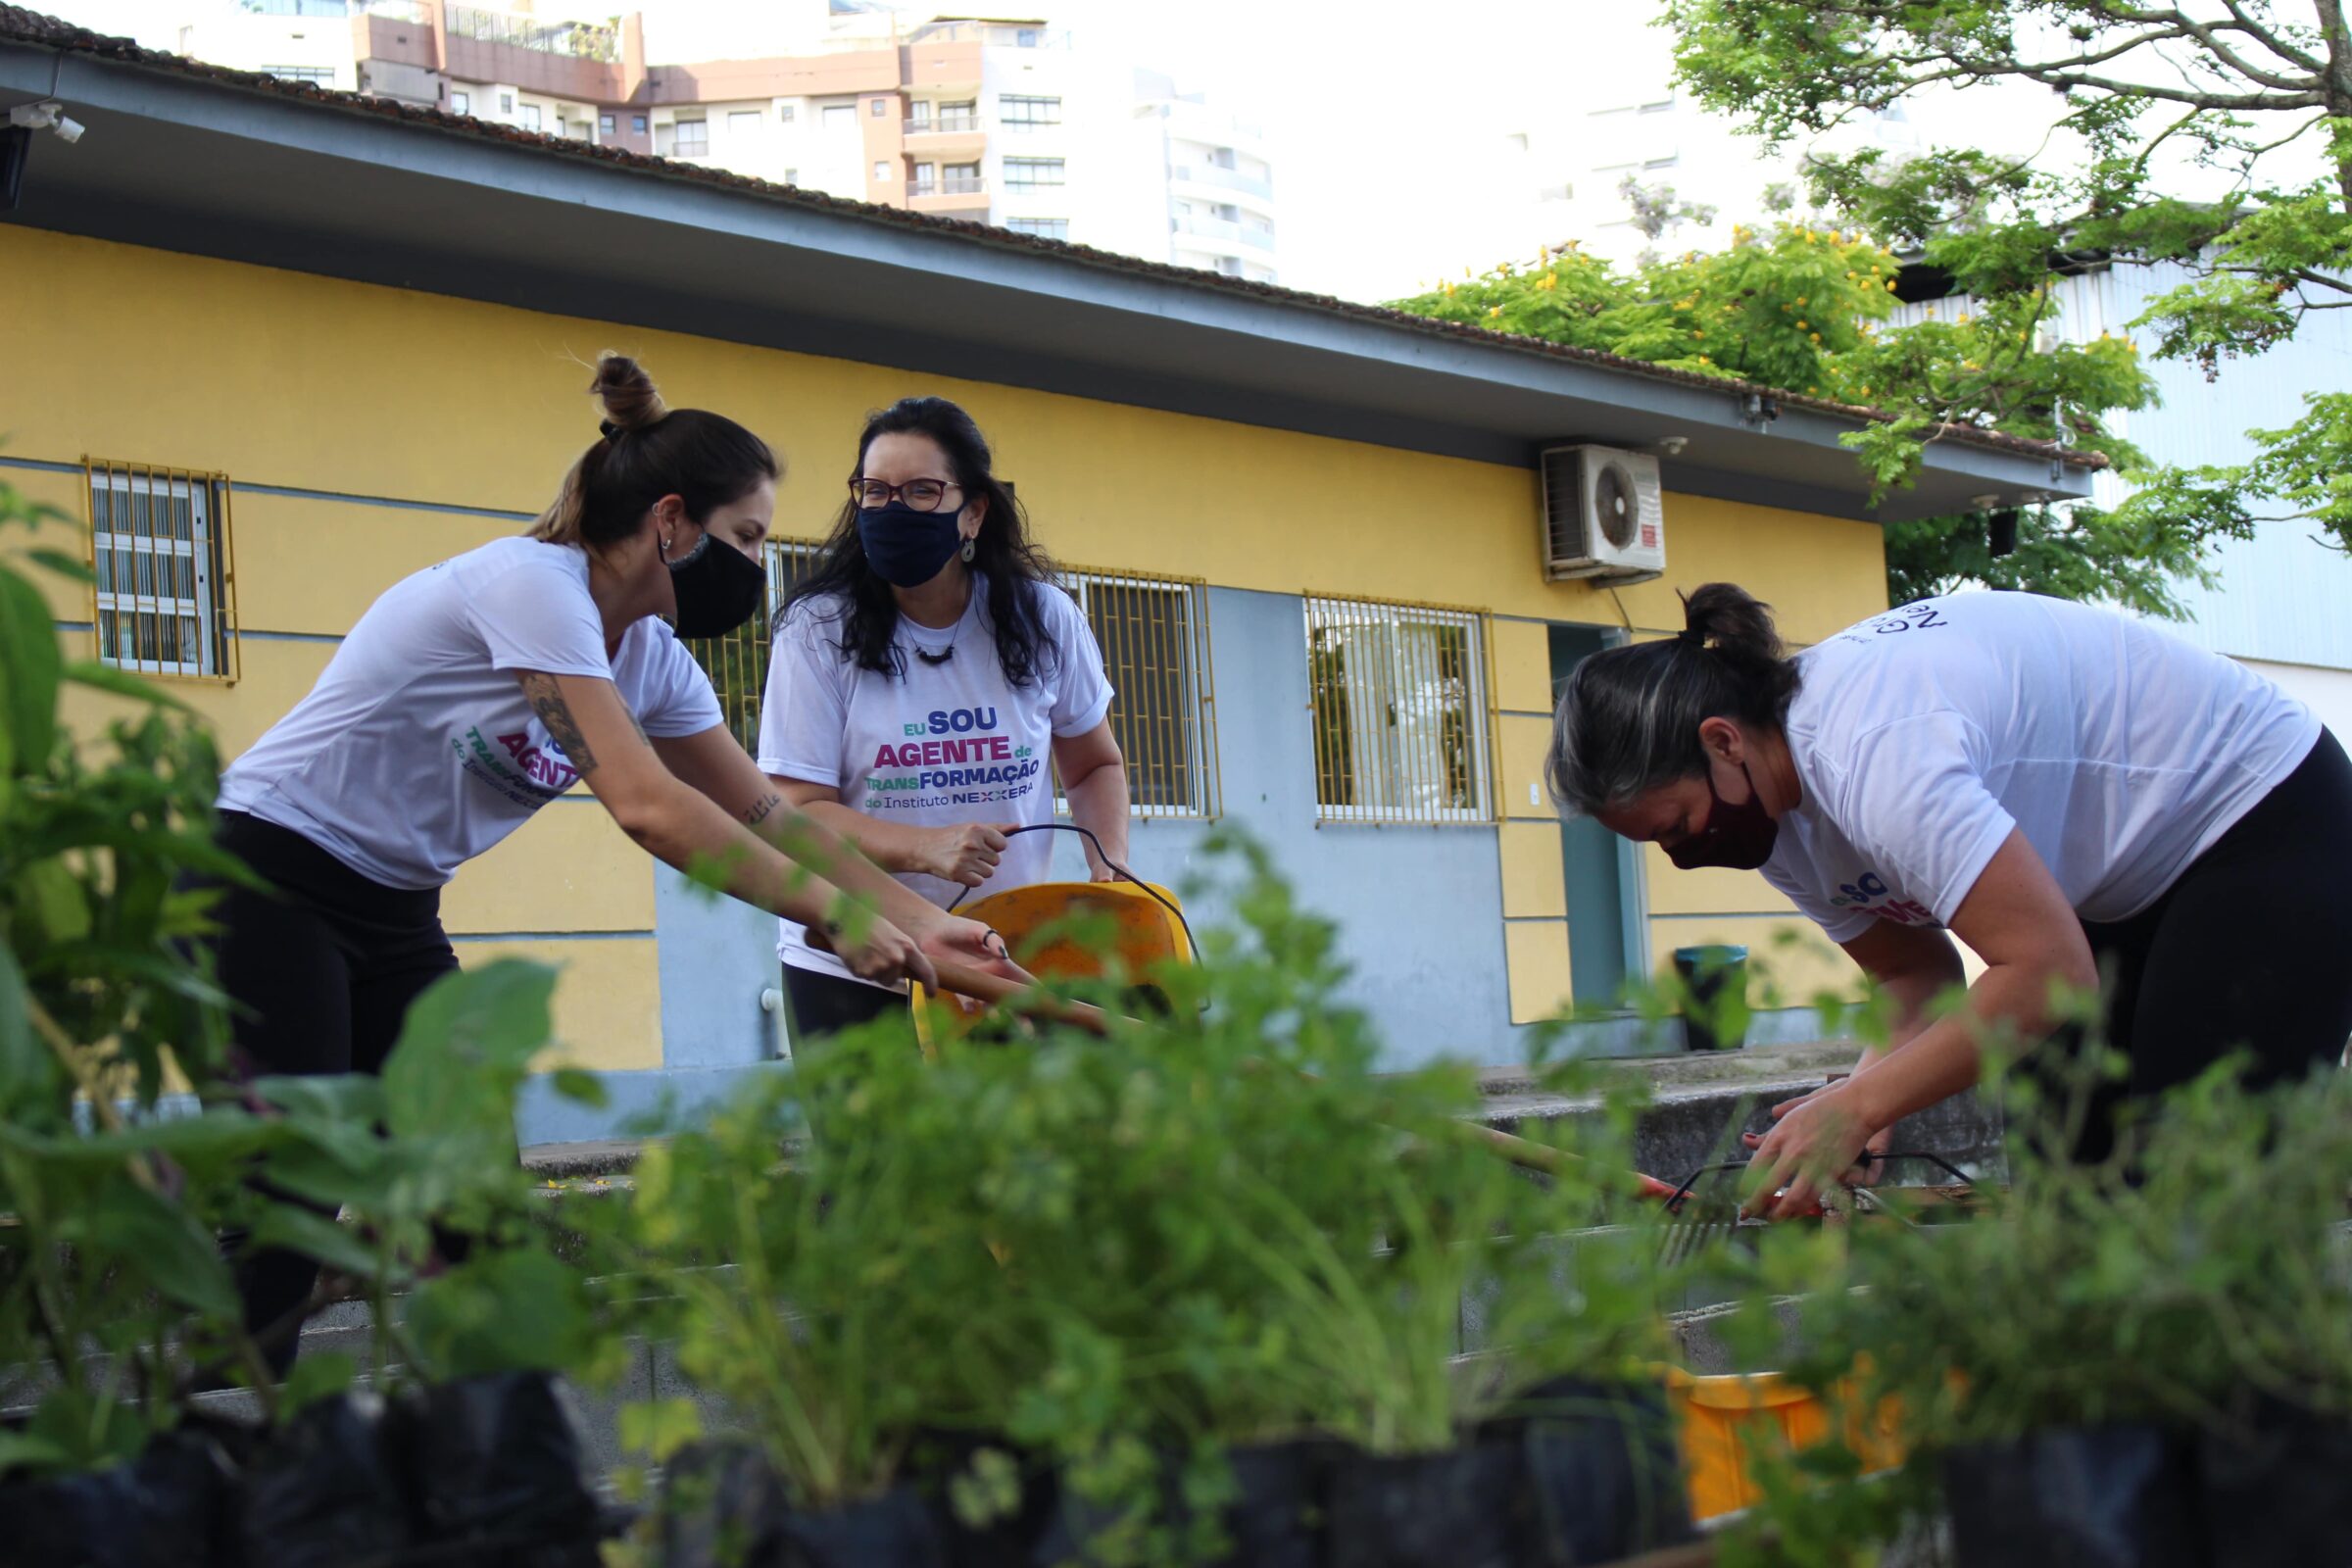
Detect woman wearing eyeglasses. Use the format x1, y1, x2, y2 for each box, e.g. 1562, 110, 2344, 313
758, 396, 1133, 1040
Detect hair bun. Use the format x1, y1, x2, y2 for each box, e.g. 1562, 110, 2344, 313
1679, 582, 1786, 663
590, 352, 667, 435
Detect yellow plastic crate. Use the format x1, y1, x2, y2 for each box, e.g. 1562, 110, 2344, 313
1663, 1366, 1911, 1521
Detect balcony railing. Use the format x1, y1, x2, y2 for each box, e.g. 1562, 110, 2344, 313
906, 20, 1071, 48
445, 4, 618, 62
1174, 214, 1276, 250
245, 0, 424, 15
1169, 163, 1274, 202
905, 115, 983, 135
914, 174, 988, 198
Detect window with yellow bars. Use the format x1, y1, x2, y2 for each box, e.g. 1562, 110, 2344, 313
1303, 595, 1493, 824
84, 461, 238, 682
1059, 566, 1220, 818
680, 539, 822, 751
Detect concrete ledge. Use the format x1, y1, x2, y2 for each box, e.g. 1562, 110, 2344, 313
519, 1038, 2006, 1195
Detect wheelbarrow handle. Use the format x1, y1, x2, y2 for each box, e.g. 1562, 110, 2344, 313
926, 958, 1118, 1037
1458, 1121, 1681, 1200
926, 967, 1680, 1201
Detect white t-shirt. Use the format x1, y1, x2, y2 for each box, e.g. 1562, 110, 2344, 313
1763, 593, 2319, 945
220, 536, 723, 889
758, 575, 1113, 983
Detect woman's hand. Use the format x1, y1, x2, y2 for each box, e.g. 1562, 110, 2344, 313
1740, 1082, 1877, 1220
922, 822, 1015, 888
906, 909, 1028, 985
823, 914, 939, 992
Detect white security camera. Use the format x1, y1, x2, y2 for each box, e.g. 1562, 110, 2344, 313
6, 101, 84, 143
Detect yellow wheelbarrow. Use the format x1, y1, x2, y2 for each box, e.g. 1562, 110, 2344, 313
910, 876, 1195, 1053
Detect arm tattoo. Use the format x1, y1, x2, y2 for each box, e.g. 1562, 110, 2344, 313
519, 672, 599, 775
745, 791, 783, 828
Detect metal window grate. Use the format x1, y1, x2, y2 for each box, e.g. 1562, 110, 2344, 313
1303, 594, 1493, 825
85, 461, 237, 683
1060, 566, 1221, 819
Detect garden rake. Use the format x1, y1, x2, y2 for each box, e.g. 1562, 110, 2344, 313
1654, 1152, 1978, 1267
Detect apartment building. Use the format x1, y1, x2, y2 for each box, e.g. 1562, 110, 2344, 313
171, 0, 1279, 282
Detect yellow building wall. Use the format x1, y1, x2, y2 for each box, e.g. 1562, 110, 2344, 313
1, 224, 1888, 1062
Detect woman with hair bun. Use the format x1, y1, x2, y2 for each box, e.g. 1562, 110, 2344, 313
206, 355, 1012, 1366
1548, 583, 2352, 1212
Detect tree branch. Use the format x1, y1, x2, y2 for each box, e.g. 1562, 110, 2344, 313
1990, 64, 2324, 110
2222, 0, 2329, 72
2289, 265, 2352, 293
2101, 4, 2326, 90
1885, 25, 2198, 83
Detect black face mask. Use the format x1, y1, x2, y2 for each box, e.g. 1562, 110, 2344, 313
1665, 762, 1780, 872
858, 502, 966, 588
664, 531, 766, 638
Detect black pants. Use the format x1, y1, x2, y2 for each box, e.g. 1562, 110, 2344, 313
782, 962, 903, 1046
205, 810, 460, 1371
2050, 728, 2352, 1162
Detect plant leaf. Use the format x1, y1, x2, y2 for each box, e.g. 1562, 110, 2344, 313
0, 564, 62, 771
382, 959, 558, 1142
246, 1200, 391, 1283
618, 1397, 703, 1463
280, 1351, 360, 1414
84, 1183, 240, 1317
549, 1066, 609, 1108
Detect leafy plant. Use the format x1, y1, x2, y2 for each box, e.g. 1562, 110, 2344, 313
0, 471, 607, 1476
604, 834, 1685, 1566
1823, 1057, 2352, 1441
0, 471, 284, 1465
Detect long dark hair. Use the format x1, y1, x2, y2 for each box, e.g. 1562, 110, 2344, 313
1546, 582, 1803, 814
531, 353, 777, 547
781, 396, 1059, 685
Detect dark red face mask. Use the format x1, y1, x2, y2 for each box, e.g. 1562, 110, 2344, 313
1665, 762, 1780, 872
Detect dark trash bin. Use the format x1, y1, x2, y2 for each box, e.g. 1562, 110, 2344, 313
1673, 946, 1749, 1052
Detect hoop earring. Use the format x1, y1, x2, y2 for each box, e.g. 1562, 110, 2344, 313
960, 538, 976, 564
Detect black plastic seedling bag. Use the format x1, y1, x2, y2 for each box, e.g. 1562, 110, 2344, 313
1030, 1439, 1327, 1568
905, 1430, 1056, 1568
773, 1485, 946, 1568
1324, 1438, 1534, 1568
660, 1442, 947, 1568
1495, 1377, 1697, 1566
1942, 1423, 2201, 1568
403, 1372, 601, 1567
2195, 1394, 2352, 1568
0, 1424, 242, 1568
660, 1442, 785, 1568
240, 1392, 414, 1568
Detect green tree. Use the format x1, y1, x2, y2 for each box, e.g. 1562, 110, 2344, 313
1663, 0, 2352, 559
1389, 227, 2187, 612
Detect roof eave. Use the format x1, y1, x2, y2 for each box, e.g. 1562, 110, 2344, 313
0, 28, 2094, 521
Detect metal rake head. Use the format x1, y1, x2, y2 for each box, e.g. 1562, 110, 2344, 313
1656, 1161, 1753, 1267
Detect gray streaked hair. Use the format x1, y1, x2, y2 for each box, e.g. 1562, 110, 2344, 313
1546, 583, 1801, 815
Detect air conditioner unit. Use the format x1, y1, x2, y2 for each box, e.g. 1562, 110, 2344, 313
1539, 444, 1666, 584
